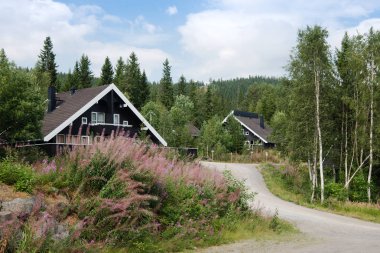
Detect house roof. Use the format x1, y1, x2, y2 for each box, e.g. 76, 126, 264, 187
187, 123, 200, 137
223, 110, 273, 143
42, 84, 167, 146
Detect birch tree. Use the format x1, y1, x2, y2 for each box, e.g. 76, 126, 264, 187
288, 26, 335, 203
365, 28, 380, 202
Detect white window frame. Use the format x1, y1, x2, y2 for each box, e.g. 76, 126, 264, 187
91, 112, 105, 124
245, 131, 249, 136
81, 136, 90, 145
91, 112, 97, 124
123, 120, 130, 127
82, 117, 87, 124
57, 134, 65, 144
114, 114, 120, 125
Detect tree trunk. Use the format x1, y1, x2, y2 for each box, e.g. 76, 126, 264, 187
367, 59, 374, 203
315, 67, 324, 203
344, 111, 349, 186
311, 133, 318, 203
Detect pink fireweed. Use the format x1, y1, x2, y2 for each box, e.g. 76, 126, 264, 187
68, 135, 228, 191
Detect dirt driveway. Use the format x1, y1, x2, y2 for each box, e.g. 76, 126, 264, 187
199, 162, 380, 253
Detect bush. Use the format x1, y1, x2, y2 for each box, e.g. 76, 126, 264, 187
325, 182, 348, 201
0, 157, 35, 193
349, 174, 372, 202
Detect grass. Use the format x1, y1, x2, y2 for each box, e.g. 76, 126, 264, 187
261, 163, 380, 223
0, 136, 297, 253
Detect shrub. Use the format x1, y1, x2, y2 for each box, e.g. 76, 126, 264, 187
325, 182, 348, 201
0, 157, 35, 193
349, 173, 372, 202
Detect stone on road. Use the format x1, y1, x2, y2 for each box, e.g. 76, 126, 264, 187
200, 162, 380, 253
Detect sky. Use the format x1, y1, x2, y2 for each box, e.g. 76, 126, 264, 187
1, 0, 380, 82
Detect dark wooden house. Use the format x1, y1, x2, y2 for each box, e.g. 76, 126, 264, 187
223, 110, 274, 148
42, 84, 167, 154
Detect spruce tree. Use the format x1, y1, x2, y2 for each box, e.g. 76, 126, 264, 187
114, 57, 126, 89
159, 58, 174, 109
37, 36, 58, 87
78, 54, 93, 88
177, 75, 187, 96
125, 52, 141, 101
138, 70, 150, 109
99, 56, 114, 85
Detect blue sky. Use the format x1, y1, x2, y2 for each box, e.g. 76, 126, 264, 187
1, 0, 380, 82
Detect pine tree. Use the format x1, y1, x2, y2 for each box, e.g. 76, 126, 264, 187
138, 70, 150, 109
177, 75, 187, 96
37, 36, 58, 87
78, 54, 93, 88
159, 58, 174, 109
99, 56, 114, 85
114, 57, 126, 89
125, 52, 142, 104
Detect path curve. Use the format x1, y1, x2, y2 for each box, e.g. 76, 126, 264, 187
199, 162, 380, 253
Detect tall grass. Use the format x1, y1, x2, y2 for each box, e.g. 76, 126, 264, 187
35, 135, 288, 251
1, 135, 295, 252
262, 163, 380, 223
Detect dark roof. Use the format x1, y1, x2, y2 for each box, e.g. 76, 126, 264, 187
229, 110, 273, 143
187, 123, 200, 137
42, 85, 109, 137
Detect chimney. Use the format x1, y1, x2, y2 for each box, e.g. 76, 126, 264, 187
70, 87, 77, 95
47, 86, 56, 112
259, 115, 265, 129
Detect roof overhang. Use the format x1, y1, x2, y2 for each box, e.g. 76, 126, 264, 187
43, 84, 167, 146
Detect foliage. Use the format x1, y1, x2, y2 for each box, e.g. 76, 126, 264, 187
78, 54, 93, 88
224, 117, 245, 153
0, 157, 36, 193
262, 163, 380, 223
99, 56, 114, 85
21, 135, 291, 251
36, 36, 58, 87
0, 49, 45, 142
114, 56, 126, 88
159, 58, 174, 109
199, 116, 231, 158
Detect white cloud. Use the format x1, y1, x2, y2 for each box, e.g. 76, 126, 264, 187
0, 0, 169, 80
178, 0, 380, 80
166, 6, 178, 16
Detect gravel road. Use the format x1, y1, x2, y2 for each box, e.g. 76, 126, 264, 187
198, 162, 380, 253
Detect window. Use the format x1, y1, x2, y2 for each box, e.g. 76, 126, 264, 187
114, 114, 120, 125
245, 131, 249, 136
82, 117, 87, 124
57, 134, 65, 144
91, 112, 105, 124
123, 120, 129, 126
98, 112, 105, 123
91, 112, 97, 124
81, 136, 90, 145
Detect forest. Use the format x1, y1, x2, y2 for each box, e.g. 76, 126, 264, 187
1, 25, 380, 206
